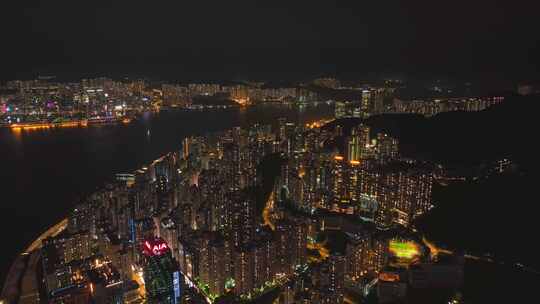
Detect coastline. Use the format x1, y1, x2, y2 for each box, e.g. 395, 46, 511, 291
1, 218, 67, 303
0, 104, 335, 302
23, 218, 68, 254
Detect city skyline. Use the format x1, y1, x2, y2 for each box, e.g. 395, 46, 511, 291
0, 75, 509, 130
15, 116, 459, 303
2, 87, 535, 303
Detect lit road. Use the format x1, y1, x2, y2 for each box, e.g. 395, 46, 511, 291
25, 218, 68, 253
2, 218, 68, 303
422, 236, 452, 259
307, 240, 329, 262
131, 269, 146, 300
422, 236, 540, 275
263, 184, 329, 260
263, 192, 276, 231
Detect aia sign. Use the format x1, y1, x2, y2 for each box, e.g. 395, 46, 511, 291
142, 238, 170, 256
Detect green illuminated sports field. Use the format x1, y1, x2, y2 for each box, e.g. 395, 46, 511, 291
389, 240, 421, 259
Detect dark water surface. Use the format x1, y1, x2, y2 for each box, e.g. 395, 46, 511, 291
0, 104, 333, 284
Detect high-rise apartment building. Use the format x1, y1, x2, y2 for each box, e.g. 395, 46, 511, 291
141, 237, 180, 304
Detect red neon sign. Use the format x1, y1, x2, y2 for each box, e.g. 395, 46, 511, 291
142, 238, 169, 256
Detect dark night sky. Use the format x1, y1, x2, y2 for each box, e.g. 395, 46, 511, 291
1, 0, 539, 82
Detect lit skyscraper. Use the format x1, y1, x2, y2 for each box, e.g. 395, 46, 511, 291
335, 101, 347, 119
141, 237, 180, 304
361, 89, 371, 118
347, 125, 371, 162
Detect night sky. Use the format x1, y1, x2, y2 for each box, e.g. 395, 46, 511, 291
1, 1, 539, 82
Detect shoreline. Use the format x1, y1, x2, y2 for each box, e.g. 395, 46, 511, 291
24, 218, 68, 254
0, 106, 279, 299
1, 218, 68, 302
